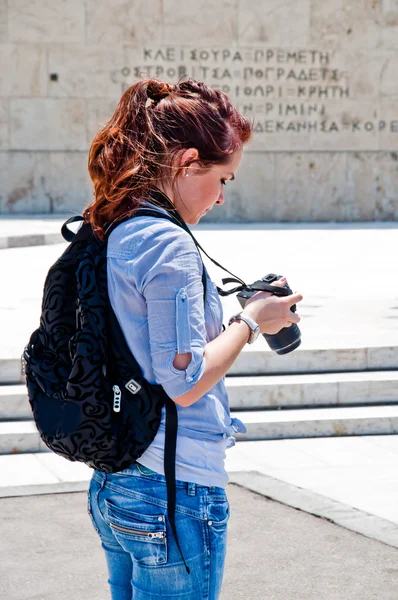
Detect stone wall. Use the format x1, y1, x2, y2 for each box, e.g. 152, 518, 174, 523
1, 0, 398, 221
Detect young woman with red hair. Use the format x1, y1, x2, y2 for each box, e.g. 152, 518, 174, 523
85, 78, 303, 600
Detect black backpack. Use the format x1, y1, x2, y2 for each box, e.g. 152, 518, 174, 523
22, 192, 246, 574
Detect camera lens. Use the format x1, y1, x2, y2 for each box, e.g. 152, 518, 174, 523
264, 323, 301, 355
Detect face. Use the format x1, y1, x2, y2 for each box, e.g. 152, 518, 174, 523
171, 146, 244, 225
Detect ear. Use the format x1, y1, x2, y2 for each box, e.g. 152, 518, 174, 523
178, 147, 199, 170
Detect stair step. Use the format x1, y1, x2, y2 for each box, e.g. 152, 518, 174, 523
2, 406, 398, 455
0, 385, 32, 420
232, 405, 398, 440
2, 345, 398, 383
229, 346, 398, 376
227, 371, 398, 409
0, 421, 46, 454
2, 371, 398, 422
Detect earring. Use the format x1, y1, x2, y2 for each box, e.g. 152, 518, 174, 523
185, 169, 189, 177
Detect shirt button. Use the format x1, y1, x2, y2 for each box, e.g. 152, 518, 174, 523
208, 521, 213, 526
223, 433, 227, 439
186, 376, 193, 382
158, 516, 163, 522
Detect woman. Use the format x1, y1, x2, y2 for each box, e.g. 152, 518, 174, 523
84, 78, 303, 600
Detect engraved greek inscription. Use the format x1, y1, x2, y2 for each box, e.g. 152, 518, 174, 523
123, 46, 396, 144
212, 68, 232, 80
143, 48, 175, 61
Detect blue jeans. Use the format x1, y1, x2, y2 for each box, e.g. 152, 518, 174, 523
88, 462, 230, 600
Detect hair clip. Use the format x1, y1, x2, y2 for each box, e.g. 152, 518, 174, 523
145, 97, 156, 108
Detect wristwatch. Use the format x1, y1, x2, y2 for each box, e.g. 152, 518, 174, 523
228, 312, 261, 344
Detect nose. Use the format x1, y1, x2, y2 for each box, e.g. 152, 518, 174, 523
216, 190, 225, 205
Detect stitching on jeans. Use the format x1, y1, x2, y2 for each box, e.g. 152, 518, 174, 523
101, 480, 205, 520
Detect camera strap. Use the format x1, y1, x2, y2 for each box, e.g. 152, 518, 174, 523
147, 189, 288, 298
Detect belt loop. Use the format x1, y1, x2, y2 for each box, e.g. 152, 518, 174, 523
187, 482, 196, 496
209, 486, 215, 493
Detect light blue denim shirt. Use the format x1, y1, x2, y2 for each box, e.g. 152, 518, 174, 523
107, 200, 247, 488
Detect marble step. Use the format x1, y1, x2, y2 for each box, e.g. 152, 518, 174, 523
3, 370, 398, 420
3, 405, 398, 454
232, 405, 398, 441
227, 371, 398, 409
0, 385, 32, 420
2, 345, 398, 384
0, 421, 47, 454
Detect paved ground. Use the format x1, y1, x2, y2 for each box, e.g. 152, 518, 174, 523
1, 484, 398, 600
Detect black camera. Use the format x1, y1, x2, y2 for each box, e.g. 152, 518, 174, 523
236, 273, 301, 355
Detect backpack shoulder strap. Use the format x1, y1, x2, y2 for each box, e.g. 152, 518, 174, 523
61, 215, 85, 242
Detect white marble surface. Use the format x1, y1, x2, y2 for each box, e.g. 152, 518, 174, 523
48, 45, 125, 99
2, 223, 398, 359
0, 44, 47, 97
226, 435, 398, 523
0, 98, 7, 151
9, 99, 86, 152
8, 0, 85, 44
86, 0, 163, 45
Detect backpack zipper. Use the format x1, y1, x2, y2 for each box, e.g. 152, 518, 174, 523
110, 522, 165, 539
112, 385, 121, 412
21, 352, 27, 376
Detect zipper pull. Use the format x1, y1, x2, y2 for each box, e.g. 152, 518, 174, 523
21, 352, 27, 376
112, 385, 121, 412
149, 531, 166, 539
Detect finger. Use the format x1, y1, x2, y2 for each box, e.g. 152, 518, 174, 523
287, 314, 301, 325
287, 292, 303, 306
272, 277, 287, 288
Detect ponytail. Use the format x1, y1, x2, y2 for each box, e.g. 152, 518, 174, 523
84, 78, 252, 239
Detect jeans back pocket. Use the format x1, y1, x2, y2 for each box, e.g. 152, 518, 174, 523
104, 499, 167, 566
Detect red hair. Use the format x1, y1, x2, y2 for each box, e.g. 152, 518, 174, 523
84, 78, 253, 239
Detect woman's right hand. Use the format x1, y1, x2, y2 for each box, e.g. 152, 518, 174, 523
242, 277, 304, 336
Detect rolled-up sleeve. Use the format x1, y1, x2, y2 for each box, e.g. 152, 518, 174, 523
132, 221, 207, 399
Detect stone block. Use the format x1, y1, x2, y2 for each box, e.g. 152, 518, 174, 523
238, 0, 310, 46
334, 50, 385, 101
86, 99, 120, 147
48, 45, 125, 99
0, 98, 7, 149
309, 100, 380, 152
8, 0, 84, 43
201, 152, 275, 222
368, 346, 398, 369
0, 151, 7, 210
274, 152, 349, 221
0, 44, 47, 97
347, 152, 398, 220
0, 421, 42, 454
311, 0, 383, 50
380, 99, 398, 150
382, 0, 398, 48
86, 0, 163, 45
380, 54, 398, 98
10, 99, 86, 151
0, 0, 7, 42
4, 152, 50, 213
374, 154, 398, 219
46, 152, 93, 213
164, 0, 238, 44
